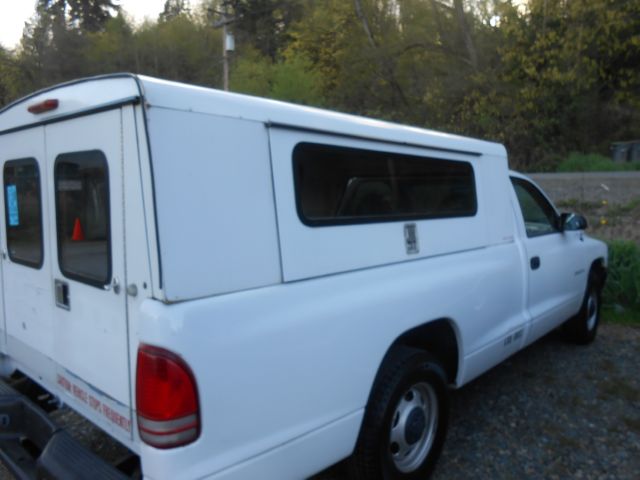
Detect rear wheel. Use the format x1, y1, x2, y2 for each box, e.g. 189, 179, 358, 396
351, 348, 449, 480
564, 274, 601, 344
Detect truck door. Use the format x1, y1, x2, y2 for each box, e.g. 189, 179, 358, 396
45, 109, 132, 437
510, 176, 585, 342
0, 128, 55, 368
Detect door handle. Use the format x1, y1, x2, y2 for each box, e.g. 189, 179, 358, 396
54, 279, 70, 310
530, 256, 541, 270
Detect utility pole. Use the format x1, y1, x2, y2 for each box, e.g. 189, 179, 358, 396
211, 1, 236, 91
221, 1, 231, 91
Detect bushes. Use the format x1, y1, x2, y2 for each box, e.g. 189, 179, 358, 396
603, 241, 640, 313
557, 152, 640, 172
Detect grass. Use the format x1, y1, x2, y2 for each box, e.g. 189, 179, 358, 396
601, 306, 640, 326
556, 152, 640, 172
556, 198, 601, 210
602, 241, 640, 317
605, 198, 640, 217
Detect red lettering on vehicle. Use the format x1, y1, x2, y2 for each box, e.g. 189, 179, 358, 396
57, 375, 71, 392
57, 374, 131, 433
102, 404, 131, 433
72, 384, 88, 403
89, 395, 102, 412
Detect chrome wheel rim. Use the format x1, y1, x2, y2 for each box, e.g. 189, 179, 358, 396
586, 291, 598, 331
388, 382, 438, 473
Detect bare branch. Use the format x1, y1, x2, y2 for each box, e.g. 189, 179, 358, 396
453, 0, 478, 70
353, 0, 377, 48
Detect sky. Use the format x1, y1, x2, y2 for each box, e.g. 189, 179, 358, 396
0, 0, 173, 49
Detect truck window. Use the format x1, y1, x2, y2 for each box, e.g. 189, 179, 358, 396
293, 143, 476, 226
511, 177, 559, 237
54, 150, 111, 287
3, 158, 44, 268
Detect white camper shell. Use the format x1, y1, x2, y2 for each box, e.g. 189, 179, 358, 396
0, 75, 606, 479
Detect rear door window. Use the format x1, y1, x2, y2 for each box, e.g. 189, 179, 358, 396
54, 150, 111, 287
3, 158, 44, 268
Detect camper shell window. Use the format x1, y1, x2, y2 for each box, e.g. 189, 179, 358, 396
293, 143, 477, 226
3, 158, 44, 268
54, 150, 111, 287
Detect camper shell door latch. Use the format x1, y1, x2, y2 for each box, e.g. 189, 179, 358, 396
54, 280, 70, 310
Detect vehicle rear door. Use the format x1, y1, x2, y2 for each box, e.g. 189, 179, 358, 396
0, 127, 55, 370
45, 109, 132, 438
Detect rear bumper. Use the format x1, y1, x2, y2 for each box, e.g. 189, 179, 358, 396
0, 379, 127, 480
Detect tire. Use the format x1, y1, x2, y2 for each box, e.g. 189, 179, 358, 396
564, 274, 601, 345
350, 347, 449, 480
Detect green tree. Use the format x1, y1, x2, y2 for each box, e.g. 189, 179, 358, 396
37, 0, 120, 32
134, 15, 221, 86
17, 1, 87, 92
85, 12, 134, 74
68, 0, 120, 32
286, 0, 379, 115
270, 52, 323, 105
229, 45, 272, 96
231, 0, 305, 60
230, 45, 323, 105
470, 0, 640, 169
0, 47, 19, 107
1, 0, 639, 173
160, 0, 191, 22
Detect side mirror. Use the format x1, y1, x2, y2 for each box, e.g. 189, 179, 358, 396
560, 213, 588, 231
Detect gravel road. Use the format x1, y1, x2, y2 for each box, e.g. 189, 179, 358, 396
1, 323, 638, 479
432, 322, 639, 479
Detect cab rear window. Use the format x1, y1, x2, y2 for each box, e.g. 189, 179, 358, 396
55, 150, 111, 287
3, 158, 44, 268
293, 143, 477, 226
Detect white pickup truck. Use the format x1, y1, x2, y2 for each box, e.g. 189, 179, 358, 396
0, 74, 607, 480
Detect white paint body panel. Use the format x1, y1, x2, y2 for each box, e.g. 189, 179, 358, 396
134, 243, 528, 479
0, 75, 608, 479
146, 108, 281, 301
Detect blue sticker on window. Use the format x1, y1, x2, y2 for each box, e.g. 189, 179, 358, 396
6, 184, 19, 226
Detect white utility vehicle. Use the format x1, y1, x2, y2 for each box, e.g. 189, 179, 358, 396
0, 74, 607, 480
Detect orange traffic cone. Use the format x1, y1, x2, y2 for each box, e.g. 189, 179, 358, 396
71, 217, 85, 241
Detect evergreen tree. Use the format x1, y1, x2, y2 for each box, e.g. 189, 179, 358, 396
160, 0, 191, 22
68, 0, 120, 32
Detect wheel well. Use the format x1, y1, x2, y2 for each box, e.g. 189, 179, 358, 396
391, 319, 460, 384
590, 258, 607, 291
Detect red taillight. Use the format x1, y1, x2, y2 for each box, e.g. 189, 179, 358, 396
136, 345, 200, 448
27, 99, 59, 114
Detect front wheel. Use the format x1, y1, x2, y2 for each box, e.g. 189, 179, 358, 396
564, 276, 601, 344
350, 348, 449, 480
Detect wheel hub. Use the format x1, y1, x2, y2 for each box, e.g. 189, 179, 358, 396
405, 408, 426, 445
388, 382, 439, 473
